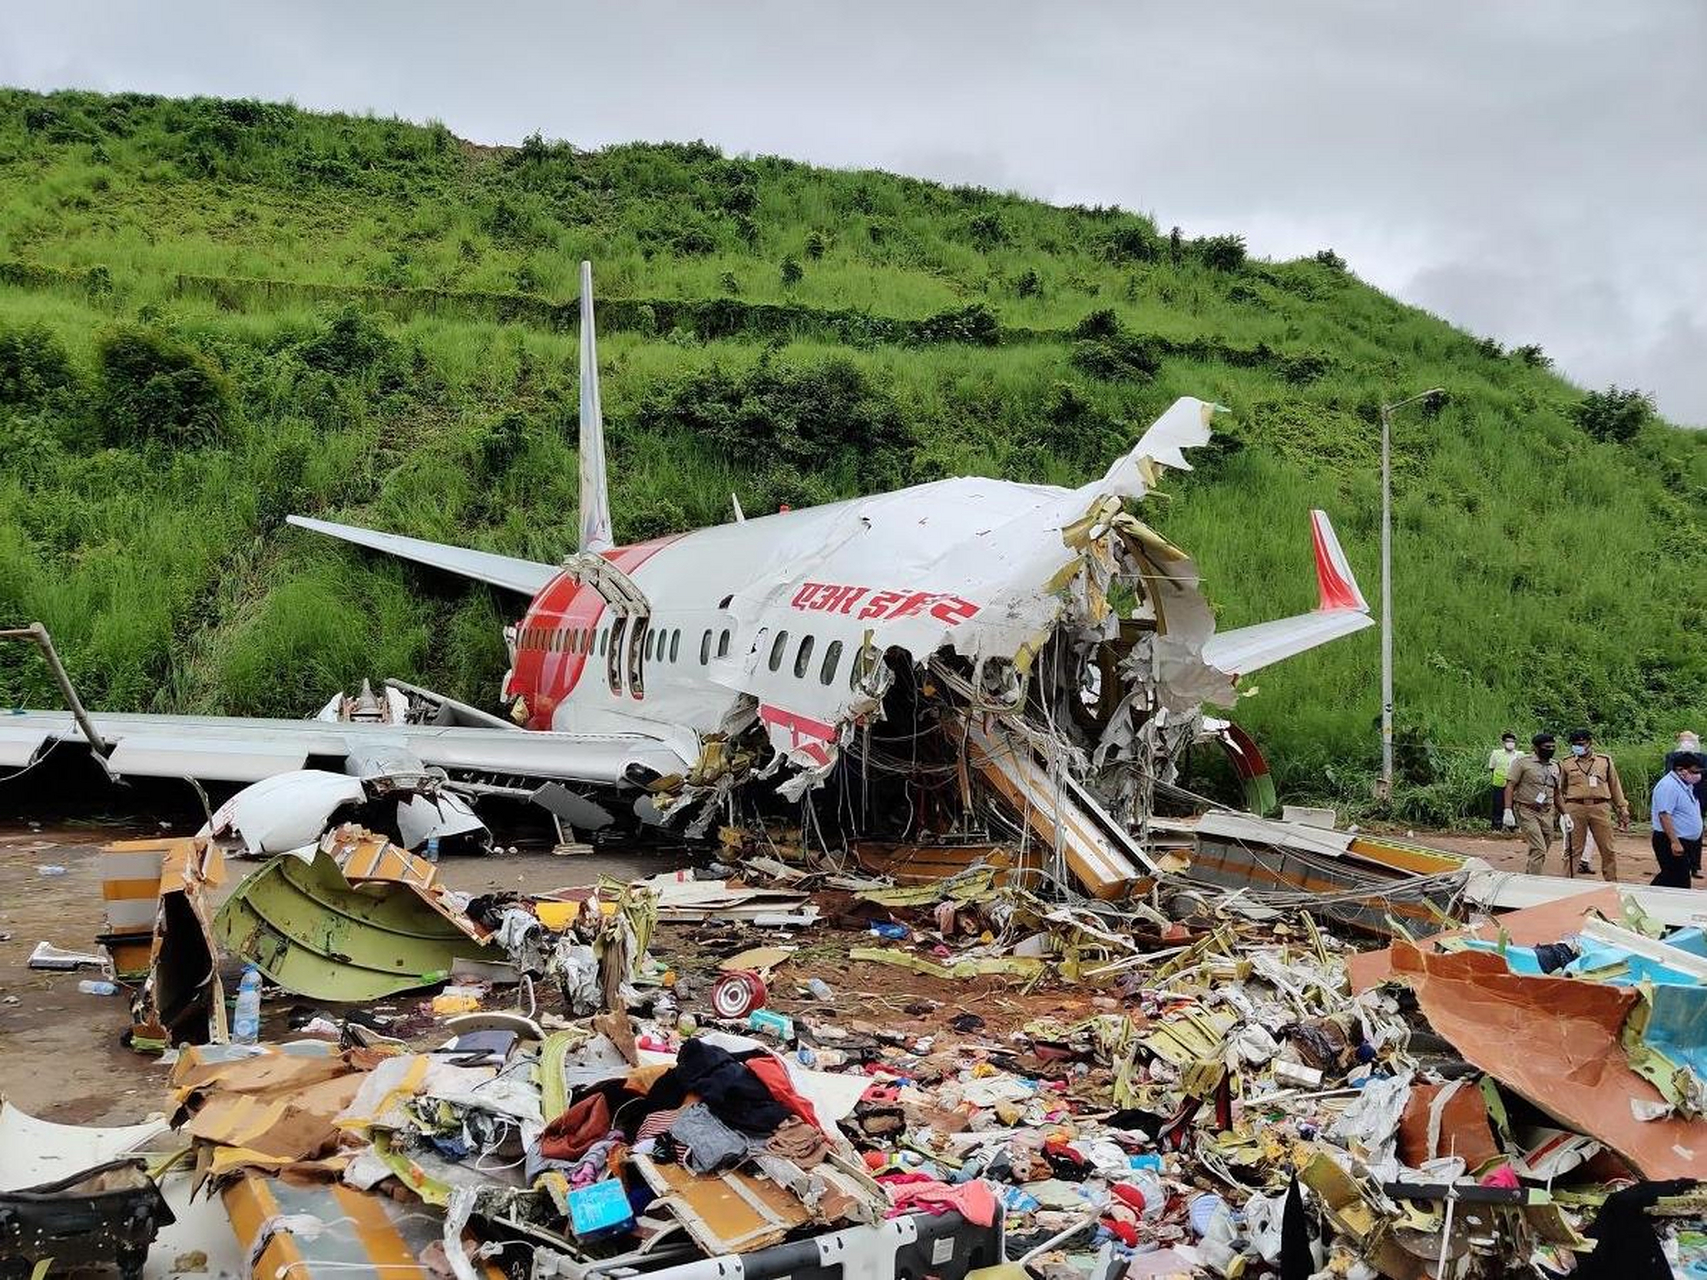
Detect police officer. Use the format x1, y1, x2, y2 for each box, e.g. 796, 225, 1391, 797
1557, 728, 1630, 881
1503, 732, 1562, 876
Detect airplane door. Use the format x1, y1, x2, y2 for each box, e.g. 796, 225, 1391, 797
606, 617, 626, 695
626, 616, 649, 700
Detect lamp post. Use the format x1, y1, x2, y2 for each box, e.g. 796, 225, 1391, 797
1376, 388, 1444, 803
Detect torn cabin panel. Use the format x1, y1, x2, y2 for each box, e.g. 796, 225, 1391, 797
213, 849, 491, 1002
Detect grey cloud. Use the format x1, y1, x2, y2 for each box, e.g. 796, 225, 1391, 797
1, 0, 1701, 421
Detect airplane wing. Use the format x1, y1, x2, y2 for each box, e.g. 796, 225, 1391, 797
0, 709, 691, 787
286, 516, 558, 595
1200, 510, 1375, 677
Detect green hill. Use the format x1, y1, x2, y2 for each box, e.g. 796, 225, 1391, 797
0, 88, 1701, 821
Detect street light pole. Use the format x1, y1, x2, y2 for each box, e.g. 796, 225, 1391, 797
1377, 388, 1444, 803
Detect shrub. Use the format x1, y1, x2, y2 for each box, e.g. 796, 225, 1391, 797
964, 211, 1008, 250
637, 357, 911, 487
915, 304, 1000, 346
1071, 335, 1160, 381
1071, 308, 1123, 341
1014, 269, 1041, 299
804, 230, 828, 260
719, 271, 740, 295
779, 256, 803, 287
1198, 234, 1246, 272
294, 307, 397, 377
1314, 249, 1346, 270
1572, 385, 1652, 444
1103, 224, 1159, 264
95, 326, 232, 448
0, 323, 78, 408
1512, 343, 1551, 369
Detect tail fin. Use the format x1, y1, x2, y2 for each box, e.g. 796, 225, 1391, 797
1310, 509, 1368, 611
578, 261, 614, 553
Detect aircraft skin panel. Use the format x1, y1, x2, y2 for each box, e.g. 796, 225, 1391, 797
284, 516, 557, 596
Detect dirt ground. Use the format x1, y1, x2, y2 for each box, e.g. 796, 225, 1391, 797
0, 822, 684, 1124
0, 816, 1685, 1127
1385, 825, 1667, 885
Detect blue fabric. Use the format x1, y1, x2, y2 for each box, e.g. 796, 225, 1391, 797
1652, 771, 1704, 839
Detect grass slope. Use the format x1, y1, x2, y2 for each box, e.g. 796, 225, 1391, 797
0, 89, 1702, 821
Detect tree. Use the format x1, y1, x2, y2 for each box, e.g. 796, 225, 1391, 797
1572, 385, 1652, 443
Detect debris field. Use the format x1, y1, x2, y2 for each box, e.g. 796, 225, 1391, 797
4, 811, 1707, 1280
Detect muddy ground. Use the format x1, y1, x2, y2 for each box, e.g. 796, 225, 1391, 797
0, 819, 1672, 1125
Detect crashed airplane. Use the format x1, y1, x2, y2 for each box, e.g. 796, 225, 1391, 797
2, 263, 1374, 887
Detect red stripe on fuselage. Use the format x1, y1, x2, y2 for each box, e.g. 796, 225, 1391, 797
509, 534, 685, 730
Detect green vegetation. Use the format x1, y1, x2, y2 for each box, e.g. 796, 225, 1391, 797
0, 88, 1702, 822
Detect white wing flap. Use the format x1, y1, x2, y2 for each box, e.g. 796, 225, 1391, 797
286, 516, 557, 596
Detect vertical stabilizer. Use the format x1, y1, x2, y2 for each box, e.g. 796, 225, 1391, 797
578, 261, 614, 553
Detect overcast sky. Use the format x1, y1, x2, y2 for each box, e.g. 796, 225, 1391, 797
5, 2, 1703, 423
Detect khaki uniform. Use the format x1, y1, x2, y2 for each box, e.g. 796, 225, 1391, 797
1505, 754, 1562, 875
1558, 750, 1629, 882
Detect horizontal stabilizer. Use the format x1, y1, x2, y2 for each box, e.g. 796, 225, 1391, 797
287, 515, 557, 596
1201, 609, 1374, 677
1201, 509, 1372, 677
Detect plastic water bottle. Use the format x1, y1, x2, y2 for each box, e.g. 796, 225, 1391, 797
233, 966, 262, 1045
425, 836, 440, 863
77, 979, 118, 996
805, 977, 835, 1000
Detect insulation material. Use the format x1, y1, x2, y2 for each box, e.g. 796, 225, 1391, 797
1385, 942, 1707, 1178
129, 835, 227, 1049
631, 1151, 814, 1254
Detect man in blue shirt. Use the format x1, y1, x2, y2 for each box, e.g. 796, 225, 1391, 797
1651, 751, 1704, 889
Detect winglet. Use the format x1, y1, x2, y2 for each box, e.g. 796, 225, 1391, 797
1310, 510, 1367, 612
578, 261, 614, 554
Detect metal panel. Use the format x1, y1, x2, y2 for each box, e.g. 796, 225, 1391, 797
108, 738, 309, 783
0, 724, 50, 767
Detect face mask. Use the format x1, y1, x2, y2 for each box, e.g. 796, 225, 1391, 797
1570, 744, 1588, 756
1502, 742, 1516, 751
1536, 746, 1555, 761
1683, 739, 1701, 752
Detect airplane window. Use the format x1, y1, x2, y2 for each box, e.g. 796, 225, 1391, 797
769, 630, 789, 672
700, 630, 711, 664
670, 630, 681, 663
794, 635, 815, 678
717, 629, 731, 658
644, 628, 655, 661
598, 627, 607, 657
820, 640, 843, 685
